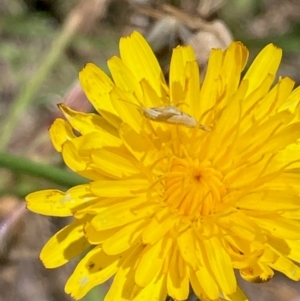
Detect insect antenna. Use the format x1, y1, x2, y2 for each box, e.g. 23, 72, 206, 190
117, 98, 143, 112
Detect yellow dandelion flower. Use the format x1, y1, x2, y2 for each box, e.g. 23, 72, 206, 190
26, 31, 300, 301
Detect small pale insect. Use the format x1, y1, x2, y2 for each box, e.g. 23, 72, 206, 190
142, 105, 211, 131
119, 99, 211, 131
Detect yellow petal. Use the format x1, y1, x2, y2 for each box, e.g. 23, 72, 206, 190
202, 236, 236, 295
102, 219, 147, 255
169, 46, 201, 119
63, 125, 122, 150
268, 253, 300, 280
79, 63, 121, 127
281, 85, 300, 113
167, 249, 189, 300
67, 184, 96, 206
110, 86, 143, 133
205, 79, 248, 161
255, 122, 300, 158
91, 197, 155, 230
189, 269, 210, 301
132, 271, 167, 301
199, 48, 223, 118
220, 42, 249, 106
119, 31, 167, 98
241, 73, 275, 124
255, 77, 295, 120
224, 286, 249, 301
40, 218, 90, 268
237, 191, 300, 211
219, 212, 264, 243
277, 145, 300, 168
142, 207, 177, 244
49, 118, 76, 152
135, 242, 163, 286
135, 236, 173, 287
26, 189, 71, 216
226, 116, 300, 179
240, 263, 273, 282
244, 43, 282, 97
194, 266, 219, 300
104, 244, 143, 301
62, 140, 104, 180
65, 245, 120, 300
108, 55, 143, 101
259, 173, 300, 195
61, 131, 124, 179
184, 60, 201, 120
253, 217, 300, 240
119, 123, 157, 161
140, 78, 165, 107
59, 103, 118, 136
268, 237, 300, 262
90, 178, 148, 198
72, 197, 125, 219
177, 227, 200, 270
84, 222, 119, 244
210, 72, 274, 158
27, 185, 96, 217
169, 46, 194, 107
190, 269, 240, 301
91, 148, 139, 178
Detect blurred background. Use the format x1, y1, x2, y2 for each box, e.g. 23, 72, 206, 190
1, 0, 300, 300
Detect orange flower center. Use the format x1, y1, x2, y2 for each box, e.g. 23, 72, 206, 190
164, 157, 227, 219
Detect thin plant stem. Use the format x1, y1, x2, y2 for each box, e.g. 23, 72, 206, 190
0, 2, 85, 150
0, 151, 88, 187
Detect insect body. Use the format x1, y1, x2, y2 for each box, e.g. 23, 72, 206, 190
119, 98, 211, 131
142, 105, 196, 127
142, 105, 211, 131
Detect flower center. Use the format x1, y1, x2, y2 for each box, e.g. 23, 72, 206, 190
164, 157, 226, 219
